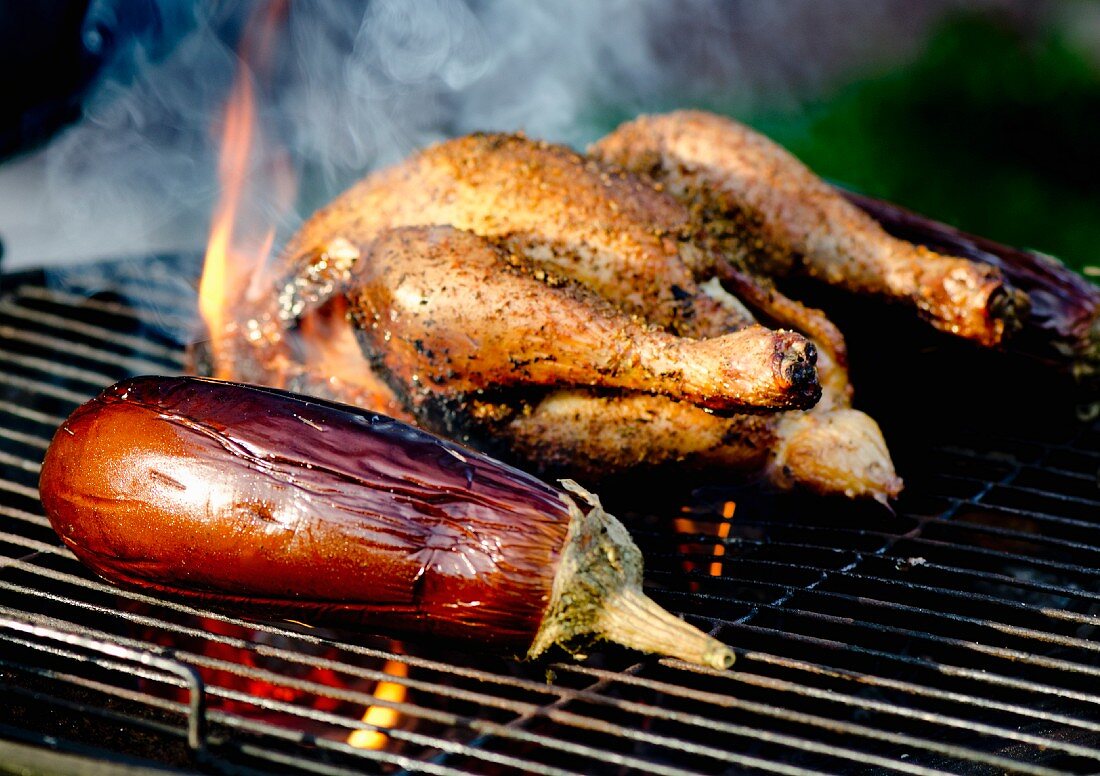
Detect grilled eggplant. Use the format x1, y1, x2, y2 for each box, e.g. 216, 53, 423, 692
39, 376, 734, 669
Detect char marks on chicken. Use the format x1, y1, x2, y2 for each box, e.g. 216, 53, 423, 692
347, 225, 819, 414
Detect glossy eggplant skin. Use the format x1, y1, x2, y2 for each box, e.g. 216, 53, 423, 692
40, 377, 571, 646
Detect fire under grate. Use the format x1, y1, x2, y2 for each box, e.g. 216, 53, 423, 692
2, 258, 1100, 775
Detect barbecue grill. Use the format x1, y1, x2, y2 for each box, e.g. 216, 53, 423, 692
2, 254, 1100, 775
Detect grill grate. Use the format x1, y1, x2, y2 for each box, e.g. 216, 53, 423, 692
2, 258, 1099, 774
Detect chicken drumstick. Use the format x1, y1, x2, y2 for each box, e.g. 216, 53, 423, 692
591, 110, 1027, 347
349, 226, 820, 412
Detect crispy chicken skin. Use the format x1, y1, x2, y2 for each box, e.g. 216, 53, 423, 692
504, 393, 901, 503
591, 110, 1027, 347
285, 353, 901, 502
222, 120, 905, 502
267, 132, 822, 412
348, 227, 820, 412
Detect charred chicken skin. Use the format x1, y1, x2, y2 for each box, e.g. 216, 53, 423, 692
223, 121, 938, 502
280, 133, 727, 336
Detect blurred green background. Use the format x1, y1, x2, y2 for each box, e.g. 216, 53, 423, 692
752, 12, 1095, 275
744, 13, 1099, 276
4, 3, 1097, 276
596, 9, 1099, 277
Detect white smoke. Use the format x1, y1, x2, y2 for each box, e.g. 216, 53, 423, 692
0, 0, 1037, 271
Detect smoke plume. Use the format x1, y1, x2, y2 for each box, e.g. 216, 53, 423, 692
1, 0, 1035, 273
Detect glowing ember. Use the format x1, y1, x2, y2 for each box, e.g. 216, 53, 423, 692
347, 659, 409, 750
676, 500, 735, 587
712, 500, 734, 576
139, 616, 385, 724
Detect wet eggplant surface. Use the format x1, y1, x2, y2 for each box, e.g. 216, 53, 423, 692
39, 377, 571, 646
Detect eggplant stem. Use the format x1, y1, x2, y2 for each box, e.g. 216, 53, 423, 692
597, 587, 735, 670
528, 480, 734, 670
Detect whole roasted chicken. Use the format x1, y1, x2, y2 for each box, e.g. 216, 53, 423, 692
222, 111, 1049, 504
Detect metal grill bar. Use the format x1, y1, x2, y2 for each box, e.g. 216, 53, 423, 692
0, 480, 42, 502
6, 592, 794, 775
0, 581, 568, 728
31, 289, 197, 329
10, 530, 1100, 724
3, 682, 196, 759
211, 714, 507, 776
710, 598, 1100, 680
642, 532, 1100, 607
4, 506, 1095, 766
0, 371, 94, 406
723, 621, 1100, 708
3, 290, 186, 362
0, 324, 179, 376
659, 552, 1100, 611
0, 571, 566, 706
741, 651, 1100, 735
0, 348, 121, 391
0, 506, 50, 528
0, 615, 205, 750
0, 551, 1071, 774
0, 400, 70, 428
0, 451, 41, 475
3, 266, 1100, 774
7, 494, 1099, 681
0, 572, 955, 776
640, 520, 1100, 583
666, 571, 1100, 655
555, 666, 1071, 776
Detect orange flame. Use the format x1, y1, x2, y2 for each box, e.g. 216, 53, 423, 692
295, 297, 415, 421
198, 2, 292, 377
198, 69, 262, 370
347, 659, 409, 750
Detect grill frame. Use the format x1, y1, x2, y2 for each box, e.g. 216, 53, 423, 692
2, 258, 1100, 775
